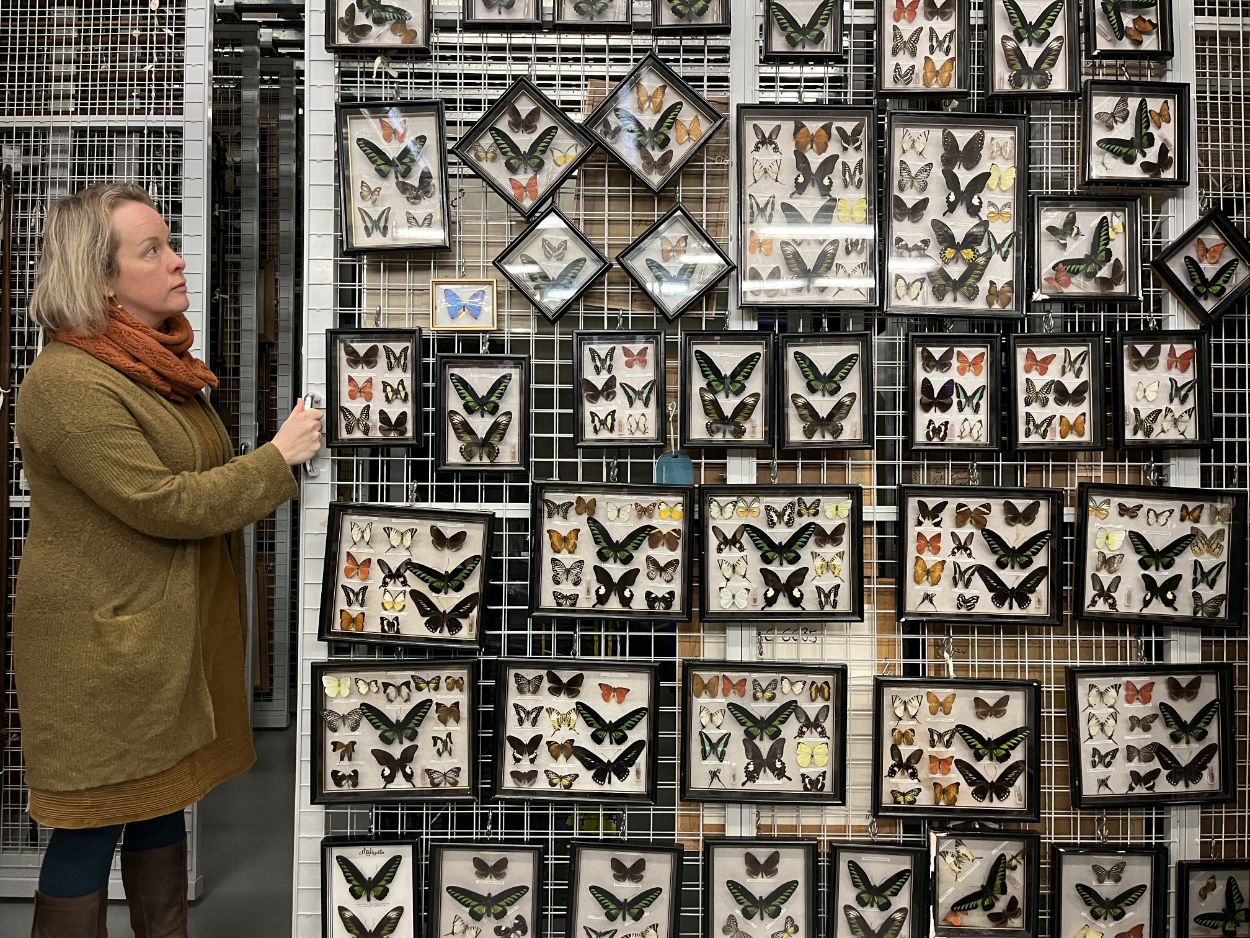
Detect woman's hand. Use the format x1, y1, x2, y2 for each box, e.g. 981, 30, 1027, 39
272, 399, 324, 465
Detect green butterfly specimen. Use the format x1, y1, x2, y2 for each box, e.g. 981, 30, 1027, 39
792, 350, 858, 396
488, 125, 559, 174
448, 413, 513, 464
726, 700, 799, 741
1100, 0, 1159, 41
573, 0, 614, 15
586, 517, 657, 564
769, 0, 839, 48
406, 554, 482, 594
743, 522, 819, 566
450, 372, 512, 416
842, 906, 909, 938
644, 258, 697, 295
1195, 876, 1249, 937
695, 349, 762, 398
979, 528, 1053, 570
1056, 216, 1112, 277
1074, 882, 1147, 921
612, 103, 684, 150
953, 723, 1031, 763
1193, 559, 1227, 588
927, 254, 991, 303
338, 905, 405, 938
620, 379, 656, 408
359, 700, 432, 746
336, 855, 402, 902
667, 0, 714, 20
574, 702, 648, 745
445, 885, 531, 922
357, 0, 412, 20
846, 861, 911, 912
358, 208, 391, 239
726, 879, 799, 920
518, 255, 587, 303
1184, 257, 1240, 299
1097, 98, 1155, 164
482, 0, 518, 10
357, 137, 425, 178
1127, 530, 1196, 571
1001, 0, 1065, 43
1158, 698, 1220, 744
588, 884, 663, 922
950, 853, 1008, 913
1000, 36, 1065, 90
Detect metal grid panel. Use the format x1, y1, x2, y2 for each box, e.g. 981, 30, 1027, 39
296, 2, 1242, 937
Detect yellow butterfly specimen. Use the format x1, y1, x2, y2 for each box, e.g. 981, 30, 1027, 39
675, 116, 703, 144
1088, 497, 1110, 519
913, 557, 946, 586
796, 741, 830, 767
986, 201, 1013, 224
1095, 527, 1125, 550
546, 707, 578, 730
987, 162, 1017, 191
634, 82, 667, 113
1108, 212, 1126, 239
546, 529, 579, 554
552, 144, 580, 167
468, 142, 498, 163
837, 197, 868, 224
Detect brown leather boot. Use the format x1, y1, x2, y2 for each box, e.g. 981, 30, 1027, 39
120, 839, 188, 938
31, 887, 109, 937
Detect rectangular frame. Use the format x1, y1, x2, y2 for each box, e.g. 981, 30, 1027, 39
616, 205, 735, 321
778, 332, 875, 450
429, 279, 498, 331
680, 659, 848, 804
326, 0, 433, 53
1079, 80, 1191, 189
321, 835, 419, 938
311, 659, 478, 805
427, 843, 544, 938
1150, 208, 1250, 325
318, 502, 495, 651
828, 843, 928, 938
1084, 0, 1174, 60
680, 331, 774, 450
528, 481, 695, 622
1113, 330, 1213, 450
702, 838, 818, 938
929, 829, 1041, 938
326, 329, 423, 449
1032, 195, 1142, 303
491, 658, 660, 804
572, 331, 666, 449
985, 0, 1079, 99
1065, 663, 1236, 808
1177, 861, 1250, 938
435, 353, 530, 474
565, 841, 684, 938
876, 0, 971, 97
873, 676, 1042, 822
1050, 844, 1168, 938
460, 0, 543, 28
493, 205, 612, 322
1007, 332, 1107, 452
553, 0, 634, 30
762, 0, 845, 61
904, 333, 1001, 453
650, 0, 730, 32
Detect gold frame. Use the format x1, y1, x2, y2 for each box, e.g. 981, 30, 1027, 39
428, 278, 498, 331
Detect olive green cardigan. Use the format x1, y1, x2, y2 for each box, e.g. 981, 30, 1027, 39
14, 342, 298, 791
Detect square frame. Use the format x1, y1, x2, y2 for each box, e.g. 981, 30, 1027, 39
873, 676, 1042, 822
1050, 844, 1168, 938
553, 0, 634, 30
491, 658, 660, 804
650, 0, 730, 32
494, 205, 612, 322
326, 0, 433, 54
828, 843, 929, 938
435, 354, 530, 474
1084, 0, 1174, 60
429, 279, 498, 331
1151, 208, 1250, 325
572, 331, 666, 449
311, 659, 479, 805
876, 0, 971, 97
1079, 80, 1191, 189
702, 838, 818, 938
1177, 861, 1250, 938
318, 502, 495, 651
680, 658, 848, 804
985, 0, 1080, 99
450, 76, 596, 219
460, 0, 542, 29
1007, 332, 1107, 452
1065, 663, 1236, 808
929, 829, 1041, 938
337, 99, 451, 253
321, 835, 419, 938
681, 331, 774, 450
565, 841, 684, 938
427, 843, 544, 938
1033, 195, 1142, 303
904, 333, 1001, 453
778, 332, 875, 451
326, 329, 423, 449
762, 0, 845, 61
1112, 330, 1213, 450
616, 205, 735, 321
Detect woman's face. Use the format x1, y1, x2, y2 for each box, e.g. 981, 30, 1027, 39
105, 200, 188, 328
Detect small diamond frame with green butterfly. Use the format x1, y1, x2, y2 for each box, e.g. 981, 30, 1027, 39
1083, 0, 1174, 60
762, 0, 845, 61
460, 0, 542, 28
572, 331, 666, 449
1112, 330, 1212, 451
702, 838, 817, 938
326, 0, 433, 53
1050, 843, 1168, 938
320, 835, 420, 938
327, 329, 422, 449
435, 353, 529, 473
1007, 332, 1106, 453
680, 332, 774, 449
429, 279, 498, 332
1151, 208, 1250, 325
779, 333, 874, 450
616, 206, 734, 321
494, 206, 612, 322
1033, 195, 1141, 303
1079, 79, 1190, 188
337, 99, 451, 253
929, 829, 1040, 937
566, 841, 683, 938
428, 842, 543, 938
986, 0, 1079, 99
1177, 860, 1250, 938
828, 843, 929, 938
451, 76, 596, 220
905, 333, 1001, 454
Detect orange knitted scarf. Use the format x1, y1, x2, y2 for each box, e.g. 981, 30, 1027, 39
53, 304, 218, 403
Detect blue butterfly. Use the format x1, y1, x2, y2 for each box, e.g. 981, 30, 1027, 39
445, 288, 487, 320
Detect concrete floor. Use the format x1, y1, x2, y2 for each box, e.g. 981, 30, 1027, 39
0, 725, 296, 936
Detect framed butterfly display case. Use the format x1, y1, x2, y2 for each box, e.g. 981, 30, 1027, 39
319, 502, 495, 650
681, 332, 773, 449
703, 839, 817, 938
897, 486, 1063, 627
1113, 331, 1212, 450
1151, 209, 1250, 325
1066, 664, 1236, 809
905, 334, 1000, 453
1177, 861, 1250, 938
1007, 333, 1106, 452
494, 206, 612, 322
529, 481, 694, 621
650, 0, 730, 32
321, 836, 419, 938
492, 659, 659, 803
451, 77, 595, 220
779, 333, 874, 451
828, 843, 928, 938
337, 99, 451, 253
585, 53, 726, 193
873, 677, 1042, 821
436, 354, 529, 473
572, 331, 665, 449
681, 660, 848, 803
1076, 483, 1246, 629
327, 329, 422, 448
428, 843, 542, 938
735, 105, 877, 310
327, 0, 432, 53
461, 0, 542, 28
312, 659, 477, 804
763, 0, 844, 60
1033, 196, 1141, 302
929, 829, 1040, 938
886, 114, 1027, 317
1083, 0, 1174, 60
429, 278, 498, 331
877, 0, 970, 97
986, 0, 1079, 99
553, 0, 633, 30
1079, 80, 1190, 188
699, 485, 864, 622
1051, 844, 1168, 938
616, 206, 735, 321
566, 841, 683, 938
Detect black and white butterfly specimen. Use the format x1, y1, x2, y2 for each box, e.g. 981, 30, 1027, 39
506, 733, 542, 765
742, 737, 790, 784
372, 745, 419, 787
592, 566, 640, 608
942, 169, 992, 218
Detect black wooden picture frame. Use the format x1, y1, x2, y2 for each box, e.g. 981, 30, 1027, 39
435, 354, 529, 474
326, 0, 433, 54
1033, 195, 1142, 303
904, 333, 1001, 454
650, 0, 730, 32
1007, 332, 1106, 452
616, 205, 735, 321
929, 829, 1041, 938
876, 0, 971, 97
565, 841, 684, 938
703, 838, 818, 938
1050, 843, 1168, 938
762, 0, 844, 61
572, 331, 666, 449
984, 0, 1080, 100
778, 332, 875, 451
427, 843, 544, 938
461, 0, 543, 29
1177, 860, 1250, 938
1079, 80, 1190, 189
680, 331, 774, 450
828, 843, 929, 938
326, 328, 423, 449
1150, 208, 1250, 325
321, 835, 420, 938
1083, 0, 1174, 60
553, 0, 634, 30
1112, 331, 1213, 451
494, 205, 612, 322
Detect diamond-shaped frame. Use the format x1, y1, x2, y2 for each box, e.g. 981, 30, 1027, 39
616, 205, 733, 320
494, 205, 612, 322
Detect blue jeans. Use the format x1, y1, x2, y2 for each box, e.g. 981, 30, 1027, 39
38, 811, 186, 898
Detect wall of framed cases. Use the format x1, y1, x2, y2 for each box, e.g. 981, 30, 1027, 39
294, 1, 1250, 937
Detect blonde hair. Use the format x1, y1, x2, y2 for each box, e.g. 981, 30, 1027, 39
28, 183, 156, 336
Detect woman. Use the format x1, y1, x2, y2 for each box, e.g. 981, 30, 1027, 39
15, 183, 322, 936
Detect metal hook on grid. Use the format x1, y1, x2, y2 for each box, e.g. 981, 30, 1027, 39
880, 661, 894, 676
616, 307, 625, 330
968, 463, 981, 487
770, 457, 779, 485
408, 482, 420, 506
1146, 308, 1159, 331
457, 256, 467, 277
943, 318, 956, 333
608, 458, 619, 484
302, 392, 323, 477
942, 627, 956, 678
1042, 308, 1057, 333
1147, 463, 1167, 486
449, 186, 465, 209
1199, 191, 1213, 215
1118, 62, 1131, 81
1135, 627, 1147, 663
708, 155, 730, 166
1095, 812, 1108, 843
868, 816, 879, 842
374, 305, 383, 328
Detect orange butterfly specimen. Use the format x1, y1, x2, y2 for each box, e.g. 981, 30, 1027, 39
913, 557, 946, 586
1059, 414, 1087, 438
1044, 262, 1072, 293
635, 82, 667, 113
1197, 237, 1229, 263
1125, 16, 1156, 44
663, 235, 688, 260
692, 673, 723, 698
339, 609, 365, 631
1149, 99, 1171, 128
929, 754, 955, 775
546, 529, 579, 553
380, 118, 407, 143
1023, 348, 1056, 375
749, 231, 773, 256
986, 280, 1013, 309
793, 120, 832, 154
675, 117, 702, 145
1124, 680, 1155, 704
722, 675, 748, 697
343, 552, 372, 580
509, 175, 539, 203
957, 350, 986, 376
894, 0, 920, 21
933, 781, 960, 805
943, 912, 963, 927
809, 681, 832, 701
389, 21, 419, 43
1116, 925, 1145, 938
916, 532, 942, 555
599, 683, 630, 703
347, 375, 374, 401
922, 56, 955, 89
1167, 344, 1196, 373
